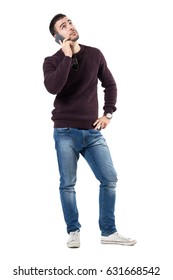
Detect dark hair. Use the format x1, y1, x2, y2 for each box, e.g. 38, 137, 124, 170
49, 13, 66, 36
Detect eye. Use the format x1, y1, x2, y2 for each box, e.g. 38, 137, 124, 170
61, 24, 66, 29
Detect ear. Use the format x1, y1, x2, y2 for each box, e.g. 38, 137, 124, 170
54, 31, 58, 38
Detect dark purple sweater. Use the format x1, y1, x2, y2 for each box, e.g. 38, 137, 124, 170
43, 44, 117, 129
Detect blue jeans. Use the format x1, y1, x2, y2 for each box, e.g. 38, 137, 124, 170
53, 128, 118, 236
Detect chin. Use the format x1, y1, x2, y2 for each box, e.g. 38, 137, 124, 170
72, 35, 79, 42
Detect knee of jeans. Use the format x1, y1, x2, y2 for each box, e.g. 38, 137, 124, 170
105, 170, 118, 186
101, 180, 117, 190
59, 184, 75, 192
59, 182, 75, 192
108, 181, 117, 189
59, 175, 77, 190
102, 169, 118, 187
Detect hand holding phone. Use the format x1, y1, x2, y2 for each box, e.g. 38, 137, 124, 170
55, 33, 73, 57
55, 33, 65, 44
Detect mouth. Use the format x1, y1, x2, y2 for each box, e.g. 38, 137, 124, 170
69, 31, 79, 42
70, 31, 77, 36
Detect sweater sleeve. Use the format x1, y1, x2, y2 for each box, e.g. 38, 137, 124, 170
98, 51, 117, 114
43, 55, 72, 95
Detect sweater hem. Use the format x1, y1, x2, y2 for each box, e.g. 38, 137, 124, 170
53, 119, 95, 129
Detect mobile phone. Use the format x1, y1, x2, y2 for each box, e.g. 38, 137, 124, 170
55, 33, 65, 44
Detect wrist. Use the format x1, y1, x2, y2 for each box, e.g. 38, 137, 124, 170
104, 113, 113, 119
65, 54, 72, 58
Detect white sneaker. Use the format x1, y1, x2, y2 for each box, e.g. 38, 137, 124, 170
67, 230, 80, 248
101, 232, 137, 246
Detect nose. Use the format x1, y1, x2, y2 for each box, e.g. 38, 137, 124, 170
68, 23, 74, 31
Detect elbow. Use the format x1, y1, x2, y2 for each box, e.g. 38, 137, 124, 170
44, 80, 59, 95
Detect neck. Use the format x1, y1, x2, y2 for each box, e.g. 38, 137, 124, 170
72, 42, 81, 54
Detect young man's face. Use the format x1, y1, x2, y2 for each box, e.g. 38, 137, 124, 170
54, 17, 79, 42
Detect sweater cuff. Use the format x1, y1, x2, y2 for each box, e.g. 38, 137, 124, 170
103, 107, 116, 115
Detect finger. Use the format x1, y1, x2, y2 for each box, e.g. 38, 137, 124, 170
93, 119, 100, 126
94, 123, 99, 130
95, 124, 102, 130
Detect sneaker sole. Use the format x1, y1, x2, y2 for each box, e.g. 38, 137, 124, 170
67, 243, 80, 248
101, 240, 137, 246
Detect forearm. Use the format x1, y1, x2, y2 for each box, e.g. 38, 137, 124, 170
98, 53, 117, 113
43, 56, 71, 94
103, 81, 117, 114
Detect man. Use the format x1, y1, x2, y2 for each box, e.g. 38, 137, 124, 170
43, 13, 136, 248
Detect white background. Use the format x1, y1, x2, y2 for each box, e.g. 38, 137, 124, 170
0, 0, 172, 279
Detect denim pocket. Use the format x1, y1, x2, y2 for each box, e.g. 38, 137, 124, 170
55, 128, 71, 132
88, 129, 101, 135
54, 128, 71, 138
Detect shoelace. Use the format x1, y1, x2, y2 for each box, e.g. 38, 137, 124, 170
69, 232, 79, 241
115, 233, 131, 240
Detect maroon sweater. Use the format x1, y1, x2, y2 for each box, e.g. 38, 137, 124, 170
43, 44, 117, 129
